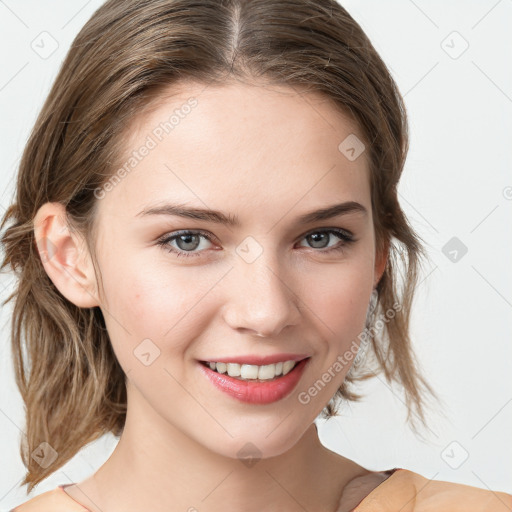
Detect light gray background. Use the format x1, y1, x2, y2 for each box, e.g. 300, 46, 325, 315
1, 0, 511, 509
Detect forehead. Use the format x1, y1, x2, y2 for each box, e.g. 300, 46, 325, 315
99, 81, 370, 222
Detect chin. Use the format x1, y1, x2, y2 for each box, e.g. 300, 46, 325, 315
204, 421, 307, 462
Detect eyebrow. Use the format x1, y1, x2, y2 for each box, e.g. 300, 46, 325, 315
136, 201, 368, 226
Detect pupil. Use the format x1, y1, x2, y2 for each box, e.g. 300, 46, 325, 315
308, 232, 328, 248
177, 234, 199, 251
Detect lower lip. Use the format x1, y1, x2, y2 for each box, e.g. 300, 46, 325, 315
198, 358, 310, 404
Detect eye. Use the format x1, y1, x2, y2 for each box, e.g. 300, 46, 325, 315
156, 230, 216, 258
297, 228, 355, 254
156, 228, 355, 259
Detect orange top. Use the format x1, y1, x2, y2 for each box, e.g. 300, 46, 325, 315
9, 468, 512, 512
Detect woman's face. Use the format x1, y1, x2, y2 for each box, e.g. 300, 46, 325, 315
91, 81, 385, 458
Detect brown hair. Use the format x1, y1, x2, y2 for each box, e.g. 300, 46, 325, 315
0, 0, 442, 492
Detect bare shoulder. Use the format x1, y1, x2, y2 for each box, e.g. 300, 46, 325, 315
10, 486, 87, 512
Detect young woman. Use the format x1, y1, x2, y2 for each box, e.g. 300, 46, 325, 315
1, 0, 510, 511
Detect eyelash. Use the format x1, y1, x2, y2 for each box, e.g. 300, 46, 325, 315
156, 228, 355, 259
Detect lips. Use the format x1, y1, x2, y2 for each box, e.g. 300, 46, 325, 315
198, 357, 311, 404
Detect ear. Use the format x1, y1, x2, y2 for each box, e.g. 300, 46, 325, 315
33, 202, 99, 308
373, 236, 389, 289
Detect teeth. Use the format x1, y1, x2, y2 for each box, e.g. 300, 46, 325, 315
227, 363, 242, 378
257, 364, 275, 380
240, 364, 258, 379
282, 360, 295, 374
205, 360, 300, 380
215, 362, 227, 374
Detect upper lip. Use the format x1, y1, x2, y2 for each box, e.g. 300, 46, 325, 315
200, 353, 311, 366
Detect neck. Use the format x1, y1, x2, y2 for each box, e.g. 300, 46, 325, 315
81, 382, 359, 512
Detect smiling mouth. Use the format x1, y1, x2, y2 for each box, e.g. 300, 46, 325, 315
199, 358, 310, 382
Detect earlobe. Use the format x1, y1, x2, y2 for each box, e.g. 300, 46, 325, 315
33, 202, 99, 308
374, 237, 390, 288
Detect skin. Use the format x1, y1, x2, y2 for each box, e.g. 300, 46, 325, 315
34, 81, 388, 512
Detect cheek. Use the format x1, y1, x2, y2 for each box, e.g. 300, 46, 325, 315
98, 253, 220, 355
303, 261, 373, 334
98, 237, 374, 358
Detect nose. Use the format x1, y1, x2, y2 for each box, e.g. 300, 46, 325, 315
221, 254, 301, 338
